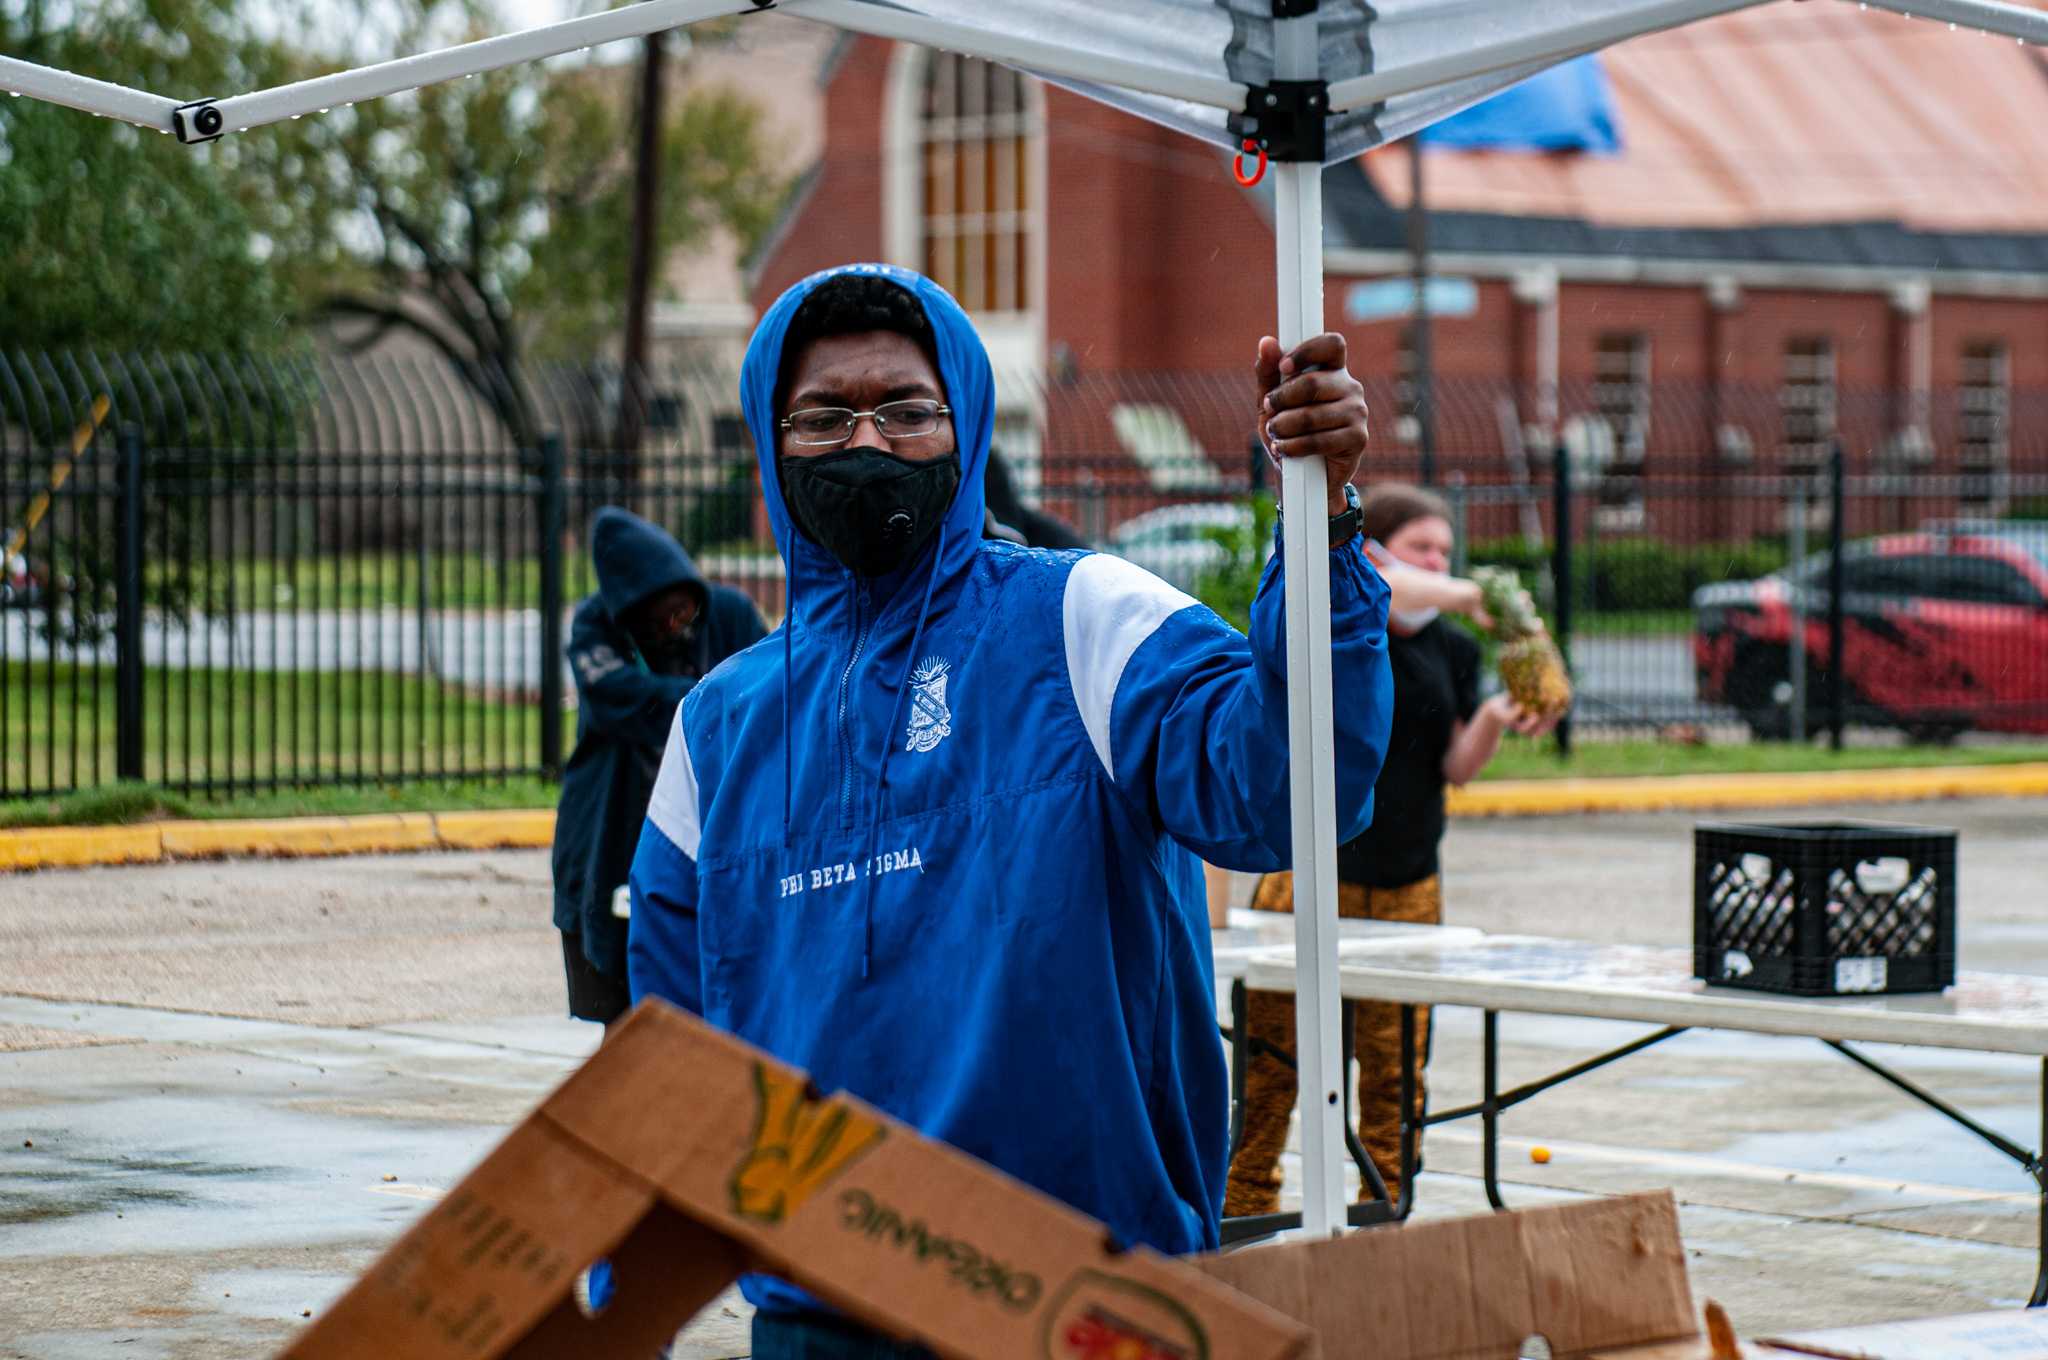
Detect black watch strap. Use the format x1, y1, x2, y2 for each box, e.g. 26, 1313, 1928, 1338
1328, 482, 1362, 549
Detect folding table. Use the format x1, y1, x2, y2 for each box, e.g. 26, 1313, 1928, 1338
1245, 932, 2048, 1302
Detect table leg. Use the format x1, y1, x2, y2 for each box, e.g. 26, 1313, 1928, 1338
1398, 1004, 1417, 1220
1339, 998, 1391, 1205
2035, 1057, 2047, 1309
1483, 1009, 1506, 1211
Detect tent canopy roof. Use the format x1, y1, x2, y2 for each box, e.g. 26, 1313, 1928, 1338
5, 0, 2047, 162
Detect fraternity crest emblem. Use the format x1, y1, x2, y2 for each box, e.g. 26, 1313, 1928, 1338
905, 656, 953, 753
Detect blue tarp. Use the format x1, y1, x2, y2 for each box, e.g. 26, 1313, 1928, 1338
1418, 55, 1621, 153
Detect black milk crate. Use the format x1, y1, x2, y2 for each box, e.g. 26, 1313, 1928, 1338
1694, 822, 1956, 997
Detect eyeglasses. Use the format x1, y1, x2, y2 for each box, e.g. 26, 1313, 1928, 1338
780, 399, 951, 448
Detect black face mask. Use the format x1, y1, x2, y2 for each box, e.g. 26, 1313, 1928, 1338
779, 448, 961, 577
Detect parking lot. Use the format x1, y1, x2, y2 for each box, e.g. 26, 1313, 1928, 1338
1, 797, 2042, 1356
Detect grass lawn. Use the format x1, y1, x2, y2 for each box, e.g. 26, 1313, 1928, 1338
1481, 736, 2048, 781
1569, 609, 1695, 637
0, 776, 559, 830
0, 660, 572, 799
3, 658, 2045, 826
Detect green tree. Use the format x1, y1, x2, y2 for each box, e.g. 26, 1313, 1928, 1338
293, 2, 786, 451
0, 0, 325, 350
1193, 493, 1277, 633
3, 0, 784, 455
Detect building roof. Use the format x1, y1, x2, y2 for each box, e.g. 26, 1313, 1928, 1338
1340, 2, 2048, 275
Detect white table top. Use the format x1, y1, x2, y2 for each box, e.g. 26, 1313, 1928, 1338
1209, 909, 1484, 984
1242, 933, 2048, 1056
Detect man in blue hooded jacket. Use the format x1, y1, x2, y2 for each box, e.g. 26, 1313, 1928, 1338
551, 506, 766, 1026
628, 264, 1392, 1357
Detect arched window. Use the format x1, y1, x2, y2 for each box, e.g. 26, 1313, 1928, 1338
919, 53, 1037, 315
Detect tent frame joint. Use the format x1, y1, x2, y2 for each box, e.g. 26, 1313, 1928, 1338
172, 99, 223, 145
1231, 79, 1327, 163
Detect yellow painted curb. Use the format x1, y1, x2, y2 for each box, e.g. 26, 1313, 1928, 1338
0, 824, 164, 871
4, 761, 2044, 872
1450, 762, 2048, 818
433, 809, 556, 850
160, 814, 440, 860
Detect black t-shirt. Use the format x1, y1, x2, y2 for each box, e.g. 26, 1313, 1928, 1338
1337, 618, 1482, 890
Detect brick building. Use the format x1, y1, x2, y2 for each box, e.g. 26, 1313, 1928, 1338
748, 6, 2048, 531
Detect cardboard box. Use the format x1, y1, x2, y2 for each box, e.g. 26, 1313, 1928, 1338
282, 999, 1312, 1360
1196, 1191, 1700, 1360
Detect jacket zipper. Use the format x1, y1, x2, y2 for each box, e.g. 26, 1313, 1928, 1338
836, 580, 871, 831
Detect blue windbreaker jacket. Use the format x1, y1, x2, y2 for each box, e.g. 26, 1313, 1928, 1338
627, 263, 1392, 1316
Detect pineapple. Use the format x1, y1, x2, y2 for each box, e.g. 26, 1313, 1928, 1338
1473, 566, 1573, 718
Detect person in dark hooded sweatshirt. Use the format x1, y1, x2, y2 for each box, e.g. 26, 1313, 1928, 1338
627, 264, 1391, 1358
551, 506, 766, 1027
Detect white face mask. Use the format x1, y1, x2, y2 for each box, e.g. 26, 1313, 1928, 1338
1391, 605, 1440, 632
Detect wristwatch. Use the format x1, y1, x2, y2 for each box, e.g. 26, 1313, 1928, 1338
1328, 482, 1362, 550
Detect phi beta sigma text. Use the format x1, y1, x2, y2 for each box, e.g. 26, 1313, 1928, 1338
778, 846, 926, 899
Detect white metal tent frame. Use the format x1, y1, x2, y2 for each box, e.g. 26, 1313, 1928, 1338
8, 0, 2047, 1241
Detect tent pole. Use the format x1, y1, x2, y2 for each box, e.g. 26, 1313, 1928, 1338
1271, 9, 1346, 1243
1851, 0, 2048, 43
1408, 141, 1436, 486
0, 53, 176, 129
206, 0, 763, 137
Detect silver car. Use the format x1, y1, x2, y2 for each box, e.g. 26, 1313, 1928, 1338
1105, 502, 1258, 592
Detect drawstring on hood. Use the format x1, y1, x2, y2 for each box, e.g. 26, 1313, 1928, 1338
739, 264, 996, 980
782, 550, 796, 849
860, 518, 945, 977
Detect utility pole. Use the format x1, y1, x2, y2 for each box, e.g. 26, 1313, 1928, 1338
1408, 141, 1437, 485
617, 30, 668, 475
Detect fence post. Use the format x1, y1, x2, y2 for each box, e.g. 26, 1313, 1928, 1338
1551, 442, 1573, 759
1446, 473, 1469, 577
539, 433, 567, 780
115, 424, 145, 783
1826, 439, 1847, 752
1787, 478, 1809, 745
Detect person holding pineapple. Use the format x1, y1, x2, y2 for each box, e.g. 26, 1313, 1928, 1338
1223, 482, 1566, 1216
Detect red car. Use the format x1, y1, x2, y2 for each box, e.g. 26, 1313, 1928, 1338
1694, 528, 2048, 740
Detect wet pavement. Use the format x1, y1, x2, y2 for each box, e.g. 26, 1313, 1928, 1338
1, 797, 2044, 1355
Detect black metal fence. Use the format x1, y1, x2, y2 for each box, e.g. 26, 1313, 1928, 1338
2, 349, 2044, 800
0, 349, 770, 799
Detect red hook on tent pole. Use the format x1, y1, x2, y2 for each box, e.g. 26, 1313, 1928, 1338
1233, 138, 1267, 187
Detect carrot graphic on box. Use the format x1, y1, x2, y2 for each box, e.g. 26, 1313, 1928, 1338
731, 1064, 887, 1223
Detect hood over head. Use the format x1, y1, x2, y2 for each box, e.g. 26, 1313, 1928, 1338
739, 264, 994, 607
589, 506, 705, 624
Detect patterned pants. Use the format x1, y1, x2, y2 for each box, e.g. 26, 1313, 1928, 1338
1223, 871, 1442, 1218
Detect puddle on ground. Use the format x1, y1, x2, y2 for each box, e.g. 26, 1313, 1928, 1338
0, 1097, 493, 1257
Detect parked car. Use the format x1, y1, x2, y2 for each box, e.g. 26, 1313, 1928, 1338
1694, 530, 2048, 740
1104, 502, 1255, 592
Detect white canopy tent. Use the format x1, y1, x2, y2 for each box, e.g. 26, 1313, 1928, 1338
8, 0, 2047, 1240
